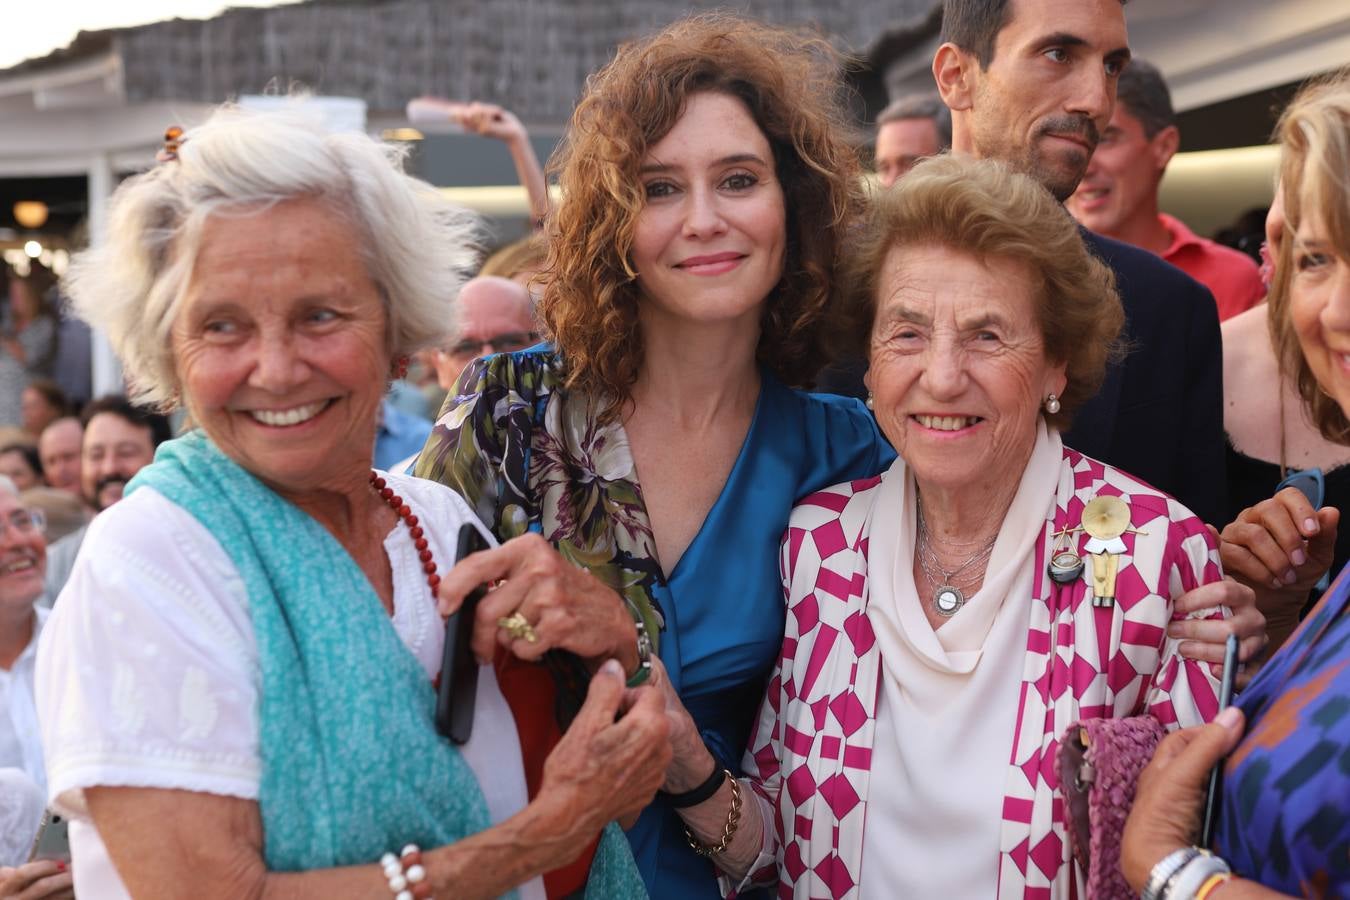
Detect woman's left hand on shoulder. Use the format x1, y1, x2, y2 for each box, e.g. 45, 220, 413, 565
1121, 707, 1245, 892
437, 533, 640, 673
1167, 577, 1266, 677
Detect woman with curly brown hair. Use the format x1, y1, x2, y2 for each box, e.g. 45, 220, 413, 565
415, 13, 892, 898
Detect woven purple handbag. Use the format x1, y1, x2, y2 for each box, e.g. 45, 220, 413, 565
1057, 716, 1165, 899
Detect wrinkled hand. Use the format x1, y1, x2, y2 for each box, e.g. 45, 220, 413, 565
437, 533, 638, 671
538, 660, 672, 831
645, 657, 717, 793
1121, 708, 1245, 892
0, 860, 74, 900
1221, 490, 1337, 627
1168, 577, 1265, 677
450, 101, 527, 144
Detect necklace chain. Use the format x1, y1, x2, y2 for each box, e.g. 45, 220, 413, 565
915, 502, 996, 607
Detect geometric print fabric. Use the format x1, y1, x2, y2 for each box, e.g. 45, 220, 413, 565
737, 449, 1223, 899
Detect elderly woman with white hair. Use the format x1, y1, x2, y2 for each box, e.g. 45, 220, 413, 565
34, 107, 671, 900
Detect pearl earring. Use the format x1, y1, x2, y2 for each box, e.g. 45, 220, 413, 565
865, 392, 874, 410
1044, 393, 1061, 415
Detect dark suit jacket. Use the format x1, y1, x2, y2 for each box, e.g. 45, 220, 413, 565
1064, 229, 1226, 526
813, 229, 1227, 527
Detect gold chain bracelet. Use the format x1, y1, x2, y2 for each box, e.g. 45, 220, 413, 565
684, 771, 741, 857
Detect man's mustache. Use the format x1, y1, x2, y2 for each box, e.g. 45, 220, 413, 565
1038, 115, 1100, 150
93, 475, 129, 509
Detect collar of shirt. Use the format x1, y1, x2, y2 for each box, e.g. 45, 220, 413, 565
1158, 212, 1207, 258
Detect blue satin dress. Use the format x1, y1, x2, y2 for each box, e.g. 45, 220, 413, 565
625, 376, 893, 899
416, 348, 894, 899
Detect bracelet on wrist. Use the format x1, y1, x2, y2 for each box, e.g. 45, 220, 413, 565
380, 844, 432, 900
684, 772, 742, 857
1162, 850, 1231, 900
1143, 848, 1201, 900
660, 753, 723, 808
1194, 872, 1233, 900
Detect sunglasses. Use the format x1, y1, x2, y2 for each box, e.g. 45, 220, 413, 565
443, 331, 539, 359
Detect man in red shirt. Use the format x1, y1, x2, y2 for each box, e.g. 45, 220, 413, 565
1068, 59, 1264, 321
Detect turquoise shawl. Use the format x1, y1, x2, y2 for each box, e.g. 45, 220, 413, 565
129, 432, 646, 897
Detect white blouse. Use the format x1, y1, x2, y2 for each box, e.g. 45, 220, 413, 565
36, 471, 545, 900
859, 427, 1062, 900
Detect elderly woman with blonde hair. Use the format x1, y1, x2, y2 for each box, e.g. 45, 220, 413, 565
1124, 71, 1350, 900
34, 107, 671, 900
668, 155, 1237, 899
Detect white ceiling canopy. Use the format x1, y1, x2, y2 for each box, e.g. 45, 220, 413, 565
1126, 0, 1350, 111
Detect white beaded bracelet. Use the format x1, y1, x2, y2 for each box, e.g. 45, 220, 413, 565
380, 844, 431, 900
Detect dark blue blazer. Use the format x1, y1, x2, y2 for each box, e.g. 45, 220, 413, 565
1065, 229, 1226, 526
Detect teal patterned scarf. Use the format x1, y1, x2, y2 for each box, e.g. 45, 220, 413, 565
130, 432, 646, 897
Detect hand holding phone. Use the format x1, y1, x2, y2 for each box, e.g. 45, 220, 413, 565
405, 97, 468, 133
1200, 633, 1239, 846
27, 810, 70, 863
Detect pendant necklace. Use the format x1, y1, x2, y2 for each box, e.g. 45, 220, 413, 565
916, 503, 997, 617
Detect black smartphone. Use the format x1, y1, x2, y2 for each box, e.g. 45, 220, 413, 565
435, 523, 490, 744
1200, 633, 1240, 847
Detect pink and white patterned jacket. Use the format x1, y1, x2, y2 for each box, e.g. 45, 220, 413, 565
737, 447, 1224, 899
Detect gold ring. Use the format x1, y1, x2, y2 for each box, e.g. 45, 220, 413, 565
497, 612, 537, 643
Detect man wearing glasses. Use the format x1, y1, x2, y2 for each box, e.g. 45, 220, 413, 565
380, 276, 539, 473
0, 475, 48, 790
431, 275, 539, 395
0, 480, 67, 900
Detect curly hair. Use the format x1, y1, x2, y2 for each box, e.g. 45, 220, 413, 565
541, 13, 864, 420
1268, 71, 1350, 444
844, 154, 1124, 430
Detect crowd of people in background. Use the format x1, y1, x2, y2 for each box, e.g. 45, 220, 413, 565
0, 0, 1347, 898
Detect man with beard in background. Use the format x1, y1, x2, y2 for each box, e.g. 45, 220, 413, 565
43, 396, 168, 604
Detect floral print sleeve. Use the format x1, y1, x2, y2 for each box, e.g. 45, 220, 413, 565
415, 352, 543, 541
413, 348, 665, 649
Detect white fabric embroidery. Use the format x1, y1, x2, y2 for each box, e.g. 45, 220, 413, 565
177, 667, 218, 743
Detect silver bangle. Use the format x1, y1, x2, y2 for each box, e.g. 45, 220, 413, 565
1143, 847, 1201, 900
1164, 852, 1231, 900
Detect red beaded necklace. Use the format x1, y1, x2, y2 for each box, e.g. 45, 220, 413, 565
369, 471, 441, 592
